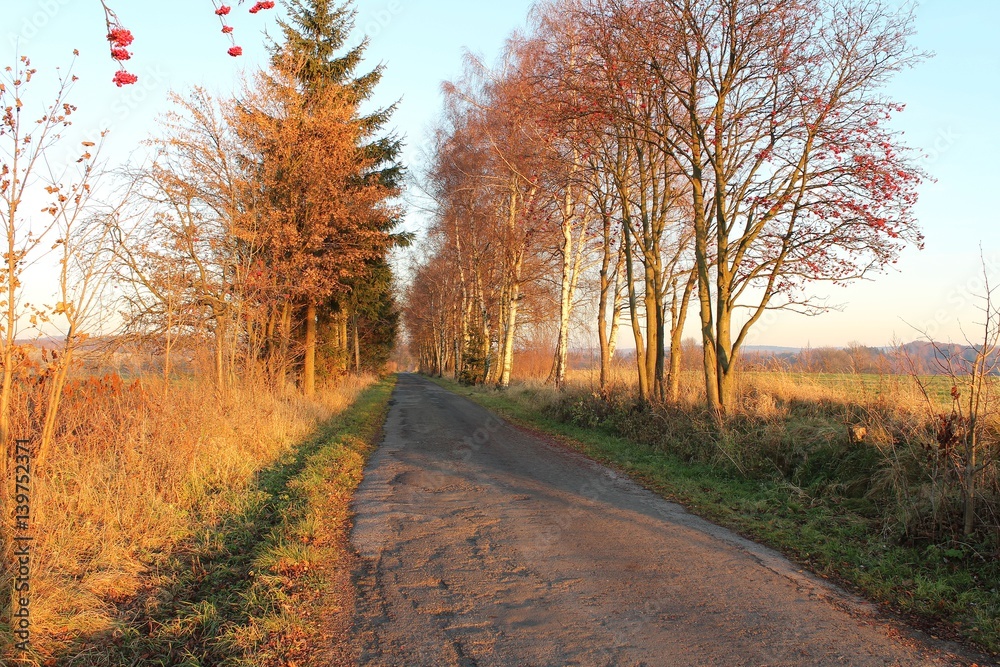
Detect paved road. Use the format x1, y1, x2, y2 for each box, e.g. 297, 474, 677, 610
349, 374, 978, 666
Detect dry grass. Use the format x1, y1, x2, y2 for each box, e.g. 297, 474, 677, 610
518, 363, 941, 411
1, 364, 374, 663
508, 362, 999, 542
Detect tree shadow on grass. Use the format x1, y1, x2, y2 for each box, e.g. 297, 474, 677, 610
55, 415, 354, 667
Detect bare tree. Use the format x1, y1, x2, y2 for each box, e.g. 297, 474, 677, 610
628, 0, 926, 413
0, 54, 92, 517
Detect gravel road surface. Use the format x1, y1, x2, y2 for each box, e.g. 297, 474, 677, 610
349, 374, 982, 666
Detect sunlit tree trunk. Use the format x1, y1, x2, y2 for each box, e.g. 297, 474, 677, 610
303, 302, 317, 396
622, 220, 648, 401
353, 311, 361, 374
668, 270, 697, 403
499, 185, 524, 389
597, 209, 617, 391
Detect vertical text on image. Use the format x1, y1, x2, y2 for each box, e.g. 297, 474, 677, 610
12, 438, 33, 652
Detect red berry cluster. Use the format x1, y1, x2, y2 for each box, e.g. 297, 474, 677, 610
112, 70, 138, 86
213, 0, 276, 58
102, 1, 277, 85
107, 27, 136, 86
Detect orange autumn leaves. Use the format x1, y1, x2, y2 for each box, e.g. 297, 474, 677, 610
233, 68, 397, 309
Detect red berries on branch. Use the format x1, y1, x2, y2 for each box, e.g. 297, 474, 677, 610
212, 0, 276, 61
101, 0, 277, 86
107, 24, 135, 86
107, 27, 133, 48
112, 71, 138, 87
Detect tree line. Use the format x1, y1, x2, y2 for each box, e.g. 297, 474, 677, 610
109, 0, 405, 398
404, 0, 925, 414
108, 0, 405, 394
0, 0, 402, 481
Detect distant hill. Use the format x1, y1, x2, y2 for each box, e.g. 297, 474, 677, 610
529, 342, 992, 376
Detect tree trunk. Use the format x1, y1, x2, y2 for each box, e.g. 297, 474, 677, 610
0, 186, 16, 573
473, 268, 492, 385
498, 184, 524, 389
598, 230, 612, 391
499, 269, 521, 389
690, 150, 720, 414
278, 300, 293, 387
214, 312, 228, 391
551, 219, 575, 389
964, 427, 977, 537
455, 232, 470, 379
304, 302, 317, 396
339, 311, 349, 373
644, 259, 660, 402
38, 347, 74, 469
668, 269, 697, 403
354, 312, 361, 374
622, 221, 648, 401
608, 253, 624, 365
715, 272, 734, 412
655, 295, 666, 401
550, 181, 587, 390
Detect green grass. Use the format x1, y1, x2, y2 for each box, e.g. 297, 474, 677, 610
57, 376, 396, 667
431, 375, 1000, 659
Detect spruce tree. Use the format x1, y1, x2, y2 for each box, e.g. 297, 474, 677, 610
273, 0, 406, 376
275, 0, 404, 192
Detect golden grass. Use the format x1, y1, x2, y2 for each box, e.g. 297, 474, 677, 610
508, 361, 998, 534
514, 362, 949, 415
2, 370, 374, 662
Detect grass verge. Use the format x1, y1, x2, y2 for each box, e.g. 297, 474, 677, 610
430, 375, 1000, 660
52, 375, 396, 667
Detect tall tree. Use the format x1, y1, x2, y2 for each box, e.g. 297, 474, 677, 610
266, 0, 404, 391
235, 65, 396, 395
613, 0, 926, 413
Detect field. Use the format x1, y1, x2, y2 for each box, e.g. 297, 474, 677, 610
748, 372, 959, 408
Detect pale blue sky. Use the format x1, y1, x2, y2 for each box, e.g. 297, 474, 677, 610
6, 0, 998, 347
